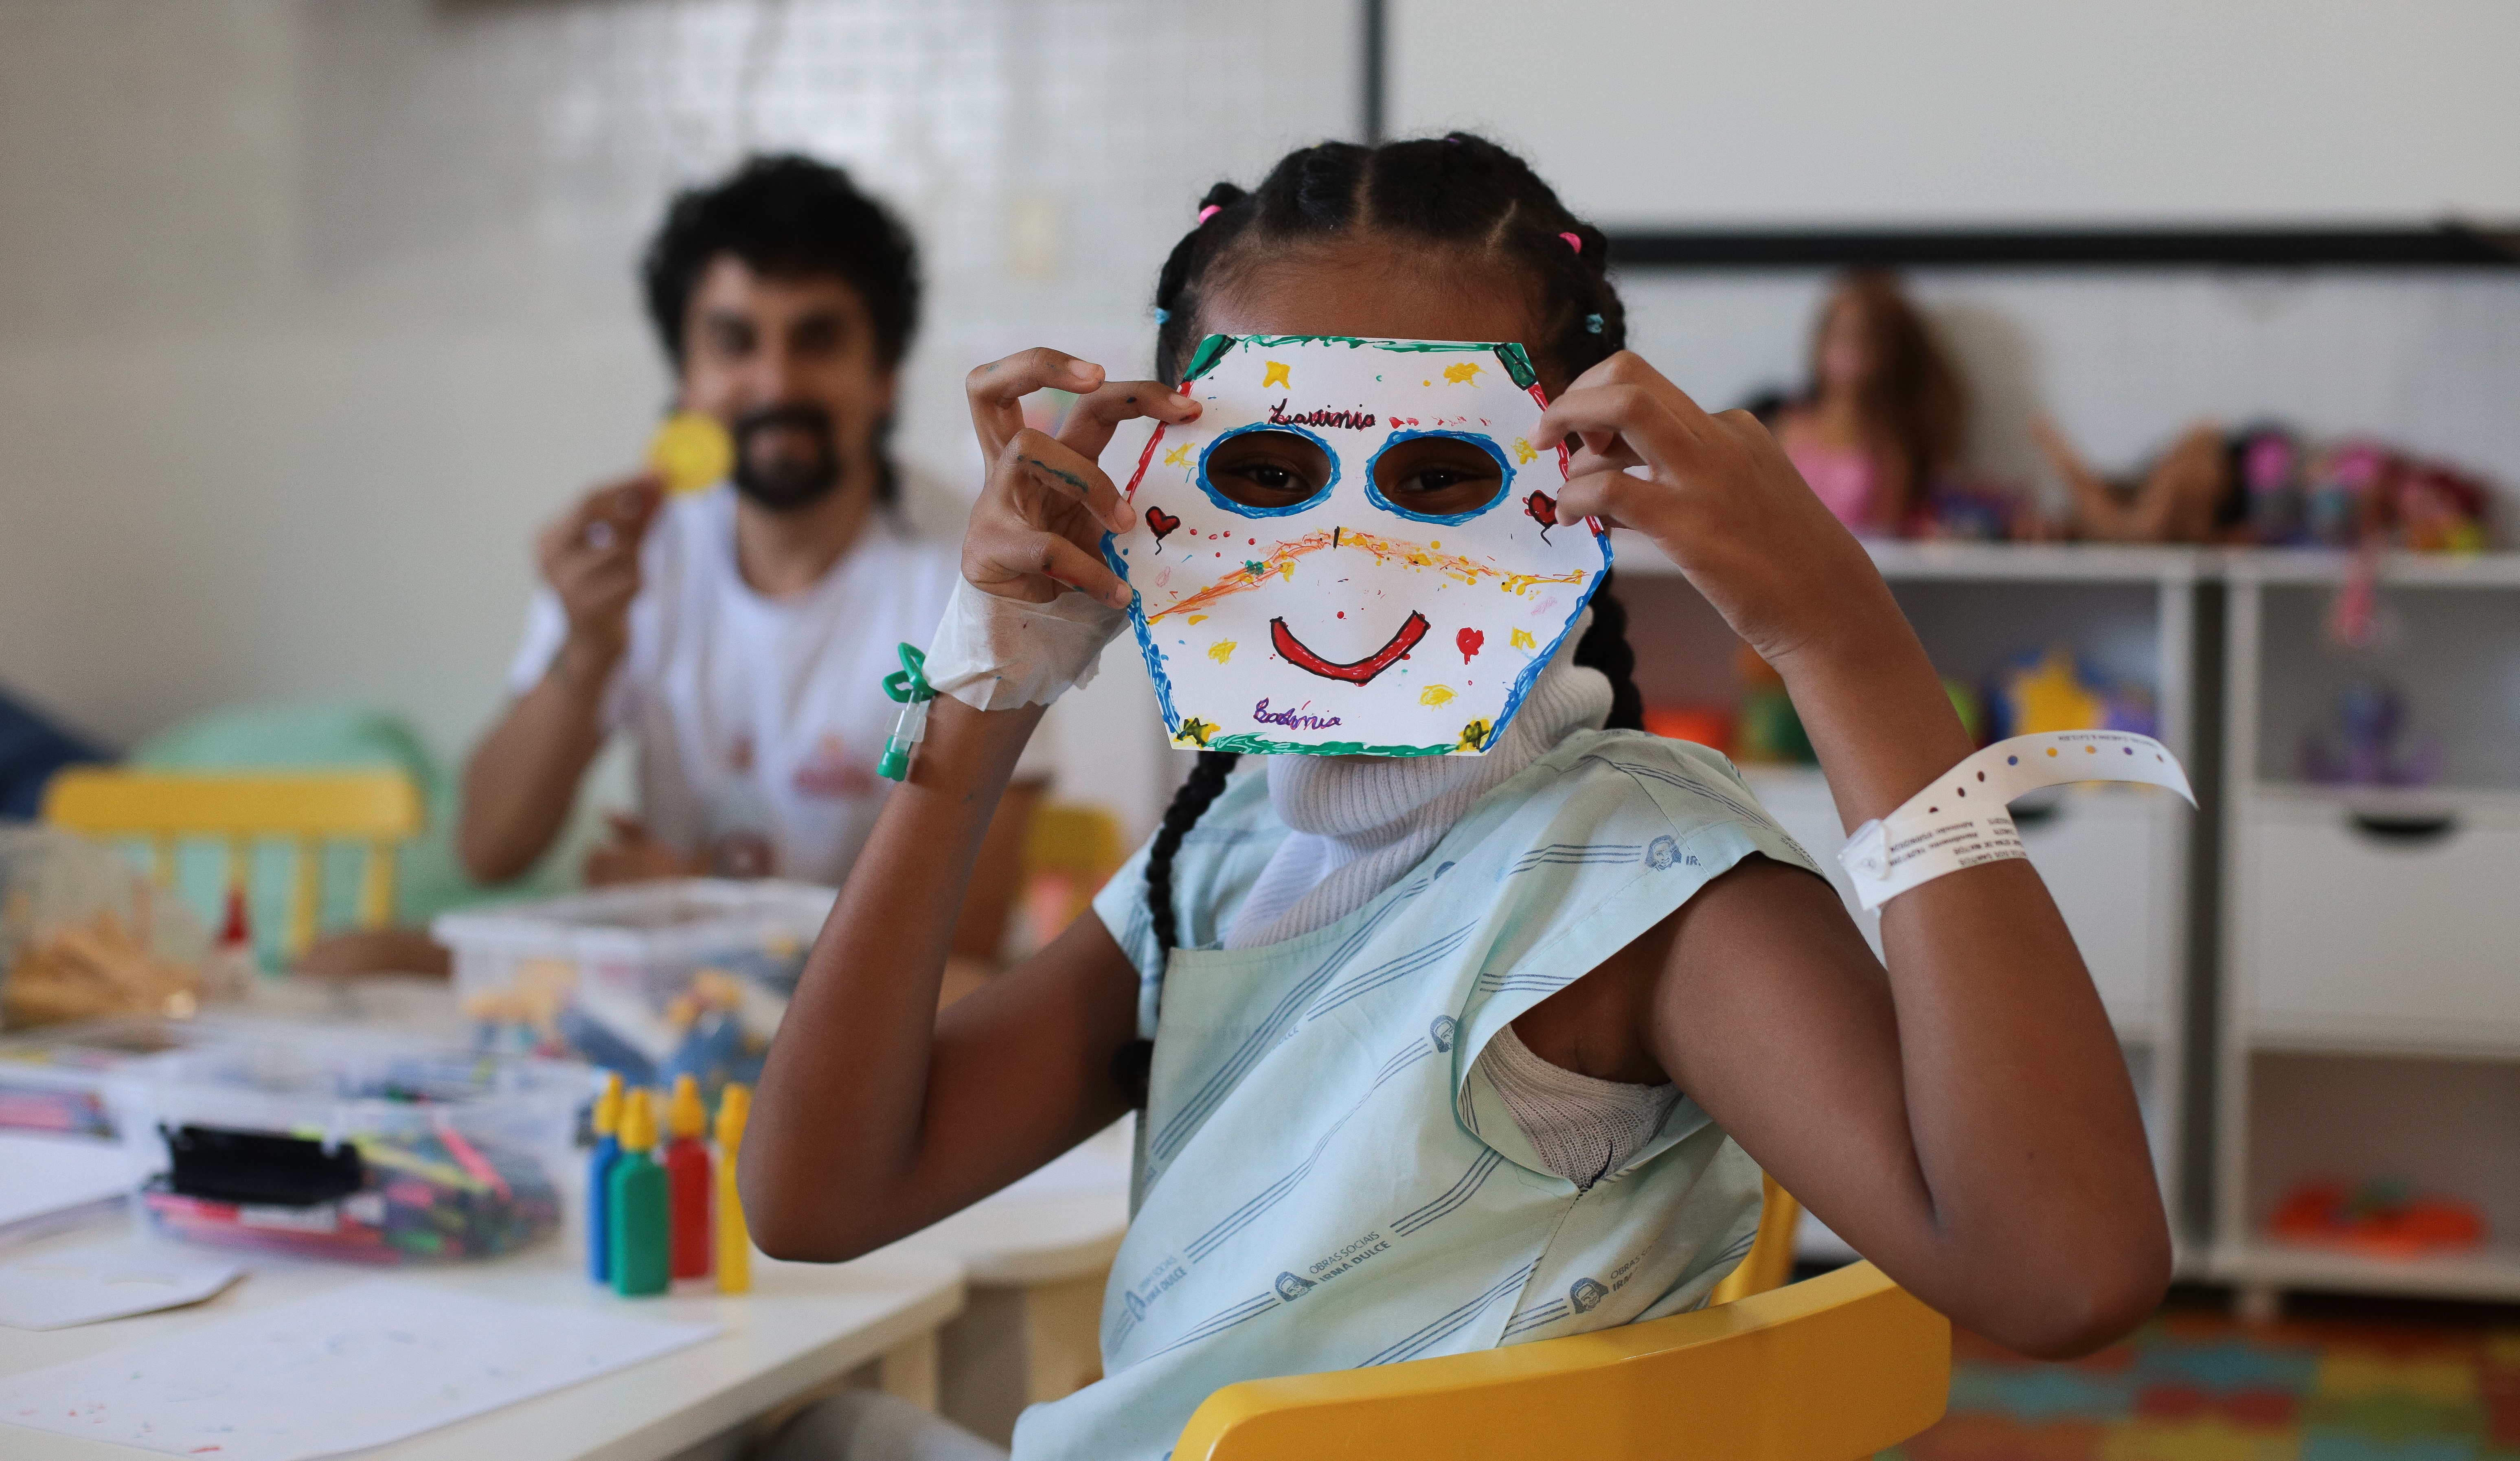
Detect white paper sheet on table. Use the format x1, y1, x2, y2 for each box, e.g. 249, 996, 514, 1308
0, 1278, 719, 1461
0, 1242, 242, 1330
0, 1132, 136, 1242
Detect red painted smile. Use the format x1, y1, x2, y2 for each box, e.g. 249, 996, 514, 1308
1269, 611, 1432, 686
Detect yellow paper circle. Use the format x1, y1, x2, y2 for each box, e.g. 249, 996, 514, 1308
647, 412, 733, 495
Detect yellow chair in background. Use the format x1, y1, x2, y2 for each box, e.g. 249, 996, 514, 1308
1020, 802, 1127, 931
1709, 1173, 1805, 1306
1173, 1177, 1948, 1461
42, 769, 425, 959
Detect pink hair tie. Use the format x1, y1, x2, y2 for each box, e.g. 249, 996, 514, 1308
1559, 231, 1583, 253
1197, 204, 1223, 224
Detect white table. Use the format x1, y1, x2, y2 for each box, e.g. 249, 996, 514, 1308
879, 1127, 1133, 1446
0, 1220, 963, 1461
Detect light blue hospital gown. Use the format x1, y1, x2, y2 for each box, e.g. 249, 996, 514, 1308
1011, 729, 1823, 1461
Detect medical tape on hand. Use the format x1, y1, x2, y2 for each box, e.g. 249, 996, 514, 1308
1837, 730, 2194, 911
923, 575, 1130, 712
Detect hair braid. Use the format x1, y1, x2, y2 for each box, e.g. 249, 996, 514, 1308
1121, 747, 1240, 1105
1144, 750, 1241, 953
1575, 574, 1645, 731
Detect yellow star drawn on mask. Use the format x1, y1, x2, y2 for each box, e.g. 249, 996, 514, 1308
1458, 719, 1493, 751
1510, 627, 1537, 651
1163, 441, 1194, 467
1442, 361, 1483, 386
1176, 717, 1217, 747
1208, 640, 1237, 664
1261, 361, 1292, 390
1511, 437, 1537, 464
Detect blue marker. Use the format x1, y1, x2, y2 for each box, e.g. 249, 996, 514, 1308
586, 1071, 625, 1283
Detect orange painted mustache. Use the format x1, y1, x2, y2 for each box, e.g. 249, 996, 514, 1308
1144, 528, 1586, 624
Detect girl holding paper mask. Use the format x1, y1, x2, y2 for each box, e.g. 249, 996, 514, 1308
744, 135, 2174, 1461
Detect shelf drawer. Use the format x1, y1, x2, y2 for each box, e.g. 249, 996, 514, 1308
1743, 772, 2179, 1028
2241, 797, 2520, 1042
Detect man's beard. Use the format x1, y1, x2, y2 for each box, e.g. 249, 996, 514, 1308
730, 403, 844, 513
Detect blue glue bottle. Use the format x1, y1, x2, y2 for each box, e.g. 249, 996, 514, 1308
586, 1071, 624, 1284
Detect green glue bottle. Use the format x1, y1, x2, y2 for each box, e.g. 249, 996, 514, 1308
608, 1087, 671, 1297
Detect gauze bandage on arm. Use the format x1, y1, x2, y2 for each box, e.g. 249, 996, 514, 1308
1837, 730, 2194, 911
923, 576, 1131, 712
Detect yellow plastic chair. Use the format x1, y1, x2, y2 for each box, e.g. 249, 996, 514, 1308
1173, 1176, 1949, 1461
1021, 802, 1128, 930
42, 769, 425, 959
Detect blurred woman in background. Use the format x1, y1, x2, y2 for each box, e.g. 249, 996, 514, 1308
1769, 270, 1965, 537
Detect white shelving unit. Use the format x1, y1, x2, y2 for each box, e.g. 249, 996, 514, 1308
1614, 539, 2206, 1263
1620, 536, 2520, 1300
2212, 552, 2520, 1310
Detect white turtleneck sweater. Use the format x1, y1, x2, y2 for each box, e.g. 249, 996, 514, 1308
1219, 620, 1681, 1190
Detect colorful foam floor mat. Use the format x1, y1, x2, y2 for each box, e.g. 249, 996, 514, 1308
1889, 1303, 2520, 1461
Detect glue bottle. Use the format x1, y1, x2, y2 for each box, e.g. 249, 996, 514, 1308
609, 1088, 671, 1296
714, 1083, 752, 1295
664, 1075, 713, 1280
586, 1071, 625, 1284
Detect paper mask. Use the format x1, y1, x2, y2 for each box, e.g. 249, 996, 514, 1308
1107, 335, 1610, 756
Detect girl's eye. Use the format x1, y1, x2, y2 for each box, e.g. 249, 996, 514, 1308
1370, 436, 1507, 518
1205, 430, 1334, 509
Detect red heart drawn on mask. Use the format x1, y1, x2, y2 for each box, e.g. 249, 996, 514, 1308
1524, 491, 1558, 539
1457, 626, 1485, 664
1145, 506, 1181, 543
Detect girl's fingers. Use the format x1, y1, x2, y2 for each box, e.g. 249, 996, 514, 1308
997, 430, 1127, 533
1555, 462, 1652, 530
966, 521, 1132, 611
967, 348, 1107, 460
1535, 383, 1692, 476
1055, 382, 1202, 520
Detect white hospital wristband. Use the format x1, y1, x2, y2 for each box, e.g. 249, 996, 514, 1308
1836, 730, 2194, 911
923, 575, 1130, 712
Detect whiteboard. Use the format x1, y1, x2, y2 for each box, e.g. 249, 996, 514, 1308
1390, 0, 2520, 229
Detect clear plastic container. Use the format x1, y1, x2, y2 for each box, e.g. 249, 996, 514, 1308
433, 879, 832, 1097
0, 1016, 231, 1139
125, 1028, 587, 1264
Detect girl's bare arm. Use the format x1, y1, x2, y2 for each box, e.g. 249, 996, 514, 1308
741, 350, 1198, 1260
1540, 357, 2170, 1358
740, 695, 1144, 1260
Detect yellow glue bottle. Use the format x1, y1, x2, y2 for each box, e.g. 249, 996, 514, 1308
715, 1083, 752, 1295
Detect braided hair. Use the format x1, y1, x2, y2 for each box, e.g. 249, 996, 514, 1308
1116, 135, 1648, 1099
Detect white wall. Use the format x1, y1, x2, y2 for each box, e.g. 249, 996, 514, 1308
1383, 0, 2520, 511
1392, 0, 2520, 227
0, 0, 1360, 843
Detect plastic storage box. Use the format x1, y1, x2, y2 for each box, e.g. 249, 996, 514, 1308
0, 1016, 239, 1139
434, 879, 833, 1096
125, 1029, 586, 1264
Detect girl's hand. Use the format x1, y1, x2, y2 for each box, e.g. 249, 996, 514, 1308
1535, 352, 1882, 668
962, 348, 1202, 610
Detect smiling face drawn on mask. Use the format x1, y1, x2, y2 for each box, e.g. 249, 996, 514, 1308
1105, 335, 1610, 756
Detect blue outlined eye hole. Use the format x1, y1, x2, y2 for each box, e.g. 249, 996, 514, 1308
1364, 430, 1515, 525
1195, 423, 1340, 518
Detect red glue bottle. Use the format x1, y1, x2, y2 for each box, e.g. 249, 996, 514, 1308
664, 1075, 712, 1281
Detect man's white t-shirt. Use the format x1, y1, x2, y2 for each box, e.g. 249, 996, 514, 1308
506, 484, 1050, 888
